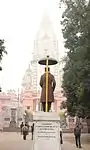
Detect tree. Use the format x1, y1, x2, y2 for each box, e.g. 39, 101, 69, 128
0, 39, 7, 61
60, 100, 67, 109
60, 0, 90, 121
0, 39, 7, 92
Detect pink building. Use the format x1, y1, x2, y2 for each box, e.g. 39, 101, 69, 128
21, 90, 37, 112
54, 89, 66, 112
0, 92, 10, 112
0, 88, 66, 113
21, 88, 66, 112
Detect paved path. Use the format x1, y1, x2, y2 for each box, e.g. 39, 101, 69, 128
0, 133, 89, 150
63, 133, 90, 150
0, 132, 32, 150
62, 141, 89, 150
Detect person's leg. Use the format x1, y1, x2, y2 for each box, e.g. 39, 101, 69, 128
78, 135, 81, 148
75, 136, 78, 147
42, 102, 45, 112
48, 102, 51, 112
23, 134, 25, 140
32, 132, 33, 140
31, 131, 33, 140
60, 132, 63, 144
25, 134, 26, 140
48, 102, 49, 112
21, 129, 22, 135
44, 102, 46, 112
21, 128, 22, 135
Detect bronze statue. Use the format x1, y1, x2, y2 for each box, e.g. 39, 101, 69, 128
40, 67, 56, 112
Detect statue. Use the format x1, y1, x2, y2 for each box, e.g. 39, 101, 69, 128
40, 67, 56, 112
38, 55, 58, 112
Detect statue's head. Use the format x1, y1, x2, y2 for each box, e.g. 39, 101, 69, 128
45, 67, 50, 72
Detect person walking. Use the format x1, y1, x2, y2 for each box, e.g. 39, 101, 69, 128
20, 122, 24, 135
22, 124, 28, 140
74, 124, 82, 148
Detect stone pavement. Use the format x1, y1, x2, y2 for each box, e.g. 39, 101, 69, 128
63, 133, 90, 150
62, 141, 89, 150
0, 132, 32, 150
0, 132, 90, 150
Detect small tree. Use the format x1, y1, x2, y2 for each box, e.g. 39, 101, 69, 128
0, 39, 7, 61
0, 39, 7, 92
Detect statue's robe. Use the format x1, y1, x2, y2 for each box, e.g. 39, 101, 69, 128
40, 72, 56, 103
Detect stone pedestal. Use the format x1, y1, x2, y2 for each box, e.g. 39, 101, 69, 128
33, 112, 61, 150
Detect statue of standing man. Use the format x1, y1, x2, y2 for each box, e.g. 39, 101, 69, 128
40, 67, 56, 112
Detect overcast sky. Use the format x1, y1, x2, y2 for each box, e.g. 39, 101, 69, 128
0, 0, 65, 91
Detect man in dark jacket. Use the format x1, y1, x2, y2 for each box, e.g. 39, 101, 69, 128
40, 67, 56, 112
74, 124, 82, 148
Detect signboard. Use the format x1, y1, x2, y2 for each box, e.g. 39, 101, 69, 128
35, 121, 59, 140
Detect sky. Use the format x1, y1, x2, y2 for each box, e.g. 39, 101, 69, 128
0, 0, 65, 91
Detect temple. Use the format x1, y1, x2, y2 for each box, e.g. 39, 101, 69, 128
0, 14, 66, 129
21, 14, 65, 112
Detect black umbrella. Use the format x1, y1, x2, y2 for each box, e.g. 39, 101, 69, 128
38, 57, 58, 65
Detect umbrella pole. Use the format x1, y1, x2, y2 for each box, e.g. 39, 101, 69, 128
45, 57, 48, 112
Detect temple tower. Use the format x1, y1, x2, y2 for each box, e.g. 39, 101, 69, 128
31, 14, 61, 92
21, 14, 64, 112
22, 64, 32, 91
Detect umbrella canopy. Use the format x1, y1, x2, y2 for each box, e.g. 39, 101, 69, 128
38, 57, 58, 65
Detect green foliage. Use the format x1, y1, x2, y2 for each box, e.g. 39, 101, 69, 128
60, 0, 90, 118
0, 39, 7, 92
0, 39, 7, 61
60, 100, 67, 109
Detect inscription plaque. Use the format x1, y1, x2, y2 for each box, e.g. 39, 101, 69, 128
35, 121, 59, 140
